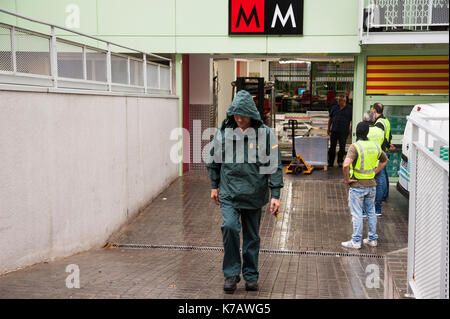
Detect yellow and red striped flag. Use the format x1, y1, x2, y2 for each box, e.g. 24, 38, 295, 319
366, 56, 449, 95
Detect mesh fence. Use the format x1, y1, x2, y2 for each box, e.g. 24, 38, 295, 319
0, 25, 12, 72
1, 12, 171, 94
160, 65, 170, 90
56, 40, 83, 79
111, 54, 128, 85
413, 147, 449, 298
371, 0, 449, 28
130, 58, 143, 86
431, 0, 450, 24
15, 29, 50, 76
147, 62, 159, 88
86, 48, 107, 82
447, 182, 449, 299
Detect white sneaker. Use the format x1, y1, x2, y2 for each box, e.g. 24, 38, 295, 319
363, 238, 378, 247
341, 240, 361, 249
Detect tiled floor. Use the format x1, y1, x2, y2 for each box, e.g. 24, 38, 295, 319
0, 167, 409, 299
0, 248, 386, 299
109, 168, 409, 255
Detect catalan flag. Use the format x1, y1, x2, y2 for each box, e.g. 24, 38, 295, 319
366, 56, 449, 95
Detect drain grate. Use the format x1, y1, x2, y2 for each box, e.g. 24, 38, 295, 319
108, 243, 384, 259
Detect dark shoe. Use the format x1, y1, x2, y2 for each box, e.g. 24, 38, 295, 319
245, 280, 258, 291
224, 276, 240, 292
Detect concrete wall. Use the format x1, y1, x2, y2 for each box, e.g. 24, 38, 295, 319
0, 90, 179, 274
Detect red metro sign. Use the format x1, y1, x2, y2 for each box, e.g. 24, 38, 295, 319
229, 0, 304, 35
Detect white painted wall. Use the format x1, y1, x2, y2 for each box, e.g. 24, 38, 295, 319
216, 59, 235, 126
0, 90, 179, 274
248, 60, 269, 80
261, 61, 269, 81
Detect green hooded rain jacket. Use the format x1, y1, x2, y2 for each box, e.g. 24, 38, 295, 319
206, 90, 284, 210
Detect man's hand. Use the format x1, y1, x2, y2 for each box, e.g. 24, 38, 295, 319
342, 158, 356, 185
211, 189, 219, 205
270, 198, 280, 216
389, 144, 396, 151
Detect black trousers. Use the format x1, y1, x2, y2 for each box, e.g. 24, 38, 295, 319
328, 131, 348, 166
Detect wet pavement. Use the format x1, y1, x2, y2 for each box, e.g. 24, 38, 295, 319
108, 167, 408, 255
0, 167, 409, 299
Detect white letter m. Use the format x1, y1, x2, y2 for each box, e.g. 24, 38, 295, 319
271, 4, 296, 28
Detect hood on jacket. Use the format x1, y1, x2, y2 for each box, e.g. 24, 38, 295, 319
220, 90, 263, 130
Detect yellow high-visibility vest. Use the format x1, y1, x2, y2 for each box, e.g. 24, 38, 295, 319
368, 126, 384, 147
350, 140, 382, 180
375, 117, 391, 144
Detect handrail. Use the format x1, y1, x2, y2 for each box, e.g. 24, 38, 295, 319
0, 8, 173, 95
406, 115, 449, 145
366, 0, 450, 28
359, 0, 450, 43
0, 7, 170, 62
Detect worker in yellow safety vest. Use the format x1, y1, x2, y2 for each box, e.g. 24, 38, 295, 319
372, 103, 395, 153
341, 121, 388, 249
364, 109, 388, 218
365, 110, 384, 148
372, 103, 396, 215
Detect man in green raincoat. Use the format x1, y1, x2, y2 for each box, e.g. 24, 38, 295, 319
206, 90, 284, 293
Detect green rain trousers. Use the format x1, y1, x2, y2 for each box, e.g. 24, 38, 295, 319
221, 202, 262, 281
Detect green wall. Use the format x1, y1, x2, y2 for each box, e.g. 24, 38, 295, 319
0, 0, 361, 54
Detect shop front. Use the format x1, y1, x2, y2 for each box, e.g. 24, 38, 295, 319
5, 0, 447, 176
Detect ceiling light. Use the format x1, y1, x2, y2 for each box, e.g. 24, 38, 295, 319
279, 60, 308, 64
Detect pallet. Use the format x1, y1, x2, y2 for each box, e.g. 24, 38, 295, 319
310, 164, 328, 171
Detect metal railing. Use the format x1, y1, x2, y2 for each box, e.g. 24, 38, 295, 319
0, 8, 172, 95
406, 115, 449, 299
359, 0, 449, 42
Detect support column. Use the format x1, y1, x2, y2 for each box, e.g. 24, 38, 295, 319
182, 54, 190, 174
352, 53, 367, 143
175, 54, 183, 176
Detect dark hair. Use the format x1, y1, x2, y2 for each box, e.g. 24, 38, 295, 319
372, 103, 383, 114
356, 134, 369, 141
356, 121, 370, 141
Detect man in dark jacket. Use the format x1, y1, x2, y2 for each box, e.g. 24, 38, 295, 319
372, 102, 396, 212
327, 95, 353, 167
206, 90, 284, 293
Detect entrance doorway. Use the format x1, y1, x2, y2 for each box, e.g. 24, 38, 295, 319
183, 54, 355, 172
211, 55, 354, 167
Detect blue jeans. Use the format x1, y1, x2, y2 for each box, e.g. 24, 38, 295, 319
348, 187, 378, 243
384, 153, 390, 200
375, 168, 387, 213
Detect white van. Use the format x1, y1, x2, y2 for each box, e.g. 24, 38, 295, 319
397, 103, 449, 198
